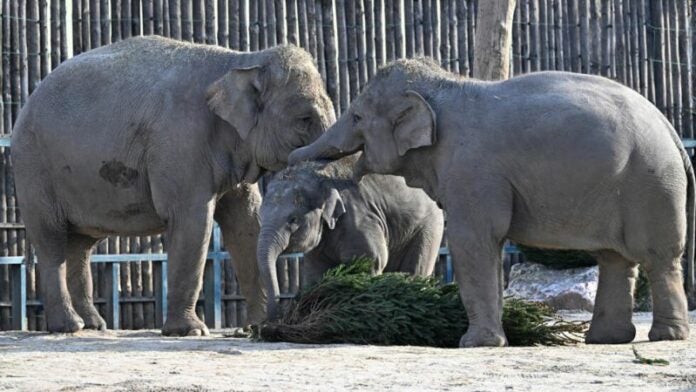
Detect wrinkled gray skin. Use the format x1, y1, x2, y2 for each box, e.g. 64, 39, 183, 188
289, 58, 694, 347
257, 154, 444, 319
11, 36, 335, 336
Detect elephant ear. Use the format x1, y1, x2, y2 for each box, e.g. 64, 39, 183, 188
392, 90, 437, 156
322, 188, 346, 230
206, 66, 264, 140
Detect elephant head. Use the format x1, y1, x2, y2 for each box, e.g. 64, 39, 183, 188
288, 59, 440, 179
207, 45, 336, 181
256, 160, 352, 320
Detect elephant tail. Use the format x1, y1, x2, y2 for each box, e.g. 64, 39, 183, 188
685, 152, 695, 305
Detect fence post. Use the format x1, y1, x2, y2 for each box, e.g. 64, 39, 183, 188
104, 262, 120, 329
11, 263, 26, 330
204, 258, 222, 329
154, 260, 168, 327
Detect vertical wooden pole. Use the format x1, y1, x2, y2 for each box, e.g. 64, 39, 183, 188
579, 0, 589, 73
322, 0, 338, 116
375, 0, 385, 66
345, 0, 358, 100
229, 0, 240, 49
355, 0, 367, 87
288, 0, 299, 45
405, 0, 414, 58
336, 0, 349, 111
193, 0, 204, 43
297, 0, 308, 51
239, 0, 249, 51
650, 0, 666, 114
132, 0, 142, 36
567, 0, 579, 72
613, 0, 625, 81
122, 0, 132, 39
101, 0, 111, 45
474, 0, 517, 80
143, 0, 154, 35
250, 0, 259, 50
457, 0, 469, 75
206, 0, 216, 44
529, 0, 540, 72
169, 0, 181, 39
155, 0, 164, 36
539, 0, 550, 70
315, 0, 327, 81
275, 0, 286, 44
385, 0, 394, 61
27, 0, 40, 93
678, 0, 692, 138
182, 0, 192, 41
393, 0, 403, 59
664, 0, 677, 132
50, 0, 60, 68
422, 0, 431, 57
218, 0, 229, 46
414, 0, 424, 56
364, 0, 376, 77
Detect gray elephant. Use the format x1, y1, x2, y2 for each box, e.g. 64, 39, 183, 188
11, 36, 335, 336
256, 154, 445, 319
289, 58, 694, 347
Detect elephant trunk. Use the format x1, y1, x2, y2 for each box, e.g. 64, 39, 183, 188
257, 227, 291, 321
288, 115, 360, 164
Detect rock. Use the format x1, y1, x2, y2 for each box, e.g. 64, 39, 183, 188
504, 262, 598, 312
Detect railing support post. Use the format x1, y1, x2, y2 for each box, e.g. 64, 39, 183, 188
105, 263, 120, 329
154, 260, 168, 328
204, 258, 222, 329
11, 263, 27, 331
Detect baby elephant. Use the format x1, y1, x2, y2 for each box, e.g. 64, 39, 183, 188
257, 155, 445, 319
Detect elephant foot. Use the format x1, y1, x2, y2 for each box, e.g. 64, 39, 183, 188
76, 306, 107, 331
649, 319, 689, 341
46, 306, 85, 333
586, 321, 636, 344
162, 315, 210, 337
459, 326, 507, 348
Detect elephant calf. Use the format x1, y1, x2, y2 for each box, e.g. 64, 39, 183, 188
290, 58, 694, 347
257, 154, 444, 319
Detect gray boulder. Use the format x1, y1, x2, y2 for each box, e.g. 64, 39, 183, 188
504, 262, 598, 311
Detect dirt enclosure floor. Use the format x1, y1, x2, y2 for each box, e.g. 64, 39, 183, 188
0, 312, 695, 392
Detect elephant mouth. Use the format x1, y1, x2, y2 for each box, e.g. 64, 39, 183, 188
240, 161, 263, 183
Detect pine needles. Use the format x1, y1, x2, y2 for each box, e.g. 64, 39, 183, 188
257, 258, 587, 347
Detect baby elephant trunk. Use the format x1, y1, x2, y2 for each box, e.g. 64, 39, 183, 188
256, 227, 291, 321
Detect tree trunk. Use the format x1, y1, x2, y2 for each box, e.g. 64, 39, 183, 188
473, 0, 517, 80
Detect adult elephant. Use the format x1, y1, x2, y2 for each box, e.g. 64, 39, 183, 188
12, 36, 335, 336
289, 58, 694, 347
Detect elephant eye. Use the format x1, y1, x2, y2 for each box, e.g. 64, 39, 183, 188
352, 113, 362, 125
299, 115, 313, 125
288, 216, 300, 230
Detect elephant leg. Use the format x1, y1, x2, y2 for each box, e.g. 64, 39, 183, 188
28, 223, 84, 333
214, 184, 267, 326
397, 221, 444, 277
66, 234, 106, 330
645, 257, 689, 341
338, 230, 388, 274
447, 180, 511, 348
586, 251, 637, 344
161, 200, 215, 337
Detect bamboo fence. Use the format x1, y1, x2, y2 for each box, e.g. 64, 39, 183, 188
0, 0, 693, 330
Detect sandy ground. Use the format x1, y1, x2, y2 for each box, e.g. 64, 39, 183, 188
0, 312, 695, 392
